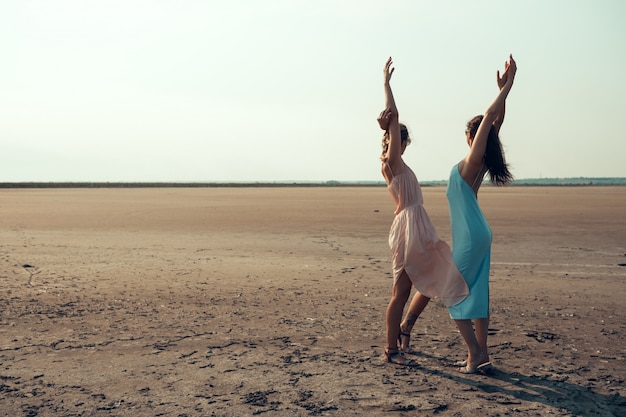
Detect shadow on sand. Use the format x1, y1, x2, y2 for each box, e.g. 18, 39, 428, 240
410, 351, 625, 416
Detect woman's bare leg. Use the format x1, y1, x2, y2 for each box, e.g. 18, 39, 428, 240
474, 317, 490, 362
399, 292, 430, 351
454, 319, 488, 372
386, 272, 412, 351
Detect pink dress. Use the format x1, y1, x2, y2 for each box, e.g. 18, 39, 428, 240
387, 163, 469, 307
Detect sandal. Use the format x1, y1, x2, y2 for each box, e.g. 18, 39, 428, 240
384, 349, 417, 367
477, 362, 494, 373
397, 328, 413, 354
456, 361, 493, 374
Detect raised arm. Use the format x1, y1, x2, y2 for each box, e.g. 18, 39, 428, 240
493, 59, 510, 134
465, 54, 517, 168
382, 57, 403, 168
384, 57, 398, 118
493, 101, 505, 135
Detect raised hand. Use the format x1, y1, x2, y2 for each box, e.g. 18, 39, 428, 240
497, 54, 517, 90
497, 63, 508, 90
507, 54, 517, 82
384, 57, 395, 85
377, 108, 392, 130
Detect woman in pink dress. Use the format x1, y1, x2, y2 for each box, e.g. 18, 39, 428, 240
378, 57, 469, 366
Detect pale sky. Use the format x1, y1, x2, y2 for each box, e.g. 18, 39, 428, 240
1, 0, 625, 182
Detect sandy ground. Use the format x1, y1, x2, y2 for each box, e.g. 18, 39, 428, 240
0, 186, 624, 417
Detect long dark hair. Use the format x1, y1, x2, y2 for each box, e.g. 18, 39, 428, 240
466, 115, 513, 185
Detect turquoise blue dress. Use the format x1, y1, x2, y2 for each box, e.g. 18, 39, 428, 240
446, 163, 492, 319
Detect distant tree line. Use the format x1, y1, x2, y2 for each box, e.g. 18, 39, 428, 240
0, 178, 624, 188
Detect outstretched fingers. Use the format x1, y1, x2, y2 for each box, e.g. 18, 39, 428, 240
508, 54, 516, 70
499, 54, 517, 87
384, 56, 395, 82
496, 68, 506, 89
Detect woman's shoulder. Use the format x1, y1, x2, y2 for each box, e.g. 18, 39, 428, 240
457, 157, 483, 182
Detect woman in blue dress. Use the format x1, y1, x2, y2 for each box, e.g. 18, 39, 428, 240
447, 54, 517, 373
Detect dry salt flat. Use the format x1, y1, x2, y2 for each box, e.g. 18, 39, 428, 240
0, 186, 624, 416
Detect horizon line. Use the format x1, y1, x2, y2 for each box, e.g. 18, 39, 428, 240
0, 177, 625, 189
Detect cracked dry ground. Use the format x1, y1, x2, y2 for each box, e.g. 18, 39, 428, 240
0, 187, 625, 416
